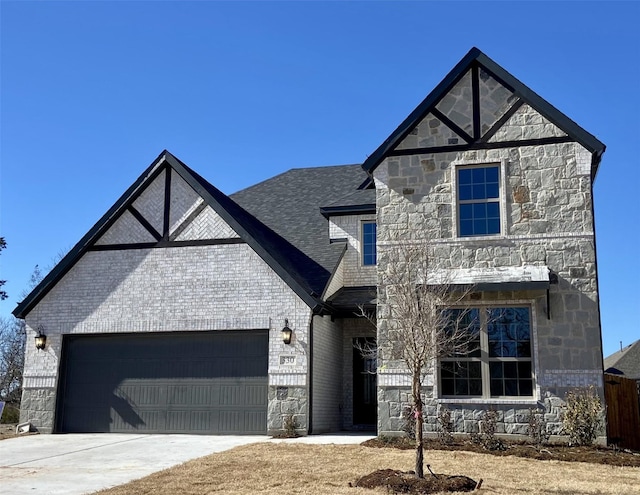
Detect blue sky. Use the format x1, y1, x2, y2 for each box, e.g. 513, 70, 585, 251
1, 1, 638, 357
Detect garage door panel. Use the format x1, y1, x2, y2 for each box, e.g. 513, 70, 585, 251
219, 384, 243, 406
245, 410, 268, 432
57, 330, 268, 434
110, 408, 160, 432
245, 384, 268, 406
219, 410, 242, 432
117, 383, 163, 406
166, 410, 190, 431
188, 411, 215, 431
189, 385, 213, 406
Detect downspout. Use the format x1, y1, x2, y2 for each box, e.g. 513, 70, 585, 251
307, 313, 314, 435
590, 156, 606, 375
590, 151, 607, 443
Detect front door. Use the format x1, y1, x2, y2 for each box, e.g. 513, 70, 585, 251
353, 337, 377, 427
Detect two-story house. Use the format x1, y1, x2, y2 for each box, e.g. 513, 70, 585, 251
14, 48, 605, 441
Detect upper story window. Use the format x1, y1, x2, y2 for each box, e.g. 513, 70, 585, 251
440, 306, 533, 398
458, 165, 500, 237
362, 221, 377, 266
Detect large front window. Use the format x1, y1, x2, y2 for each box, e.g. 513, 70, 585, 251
440, 306, 533, 398
457, 165, 500, 237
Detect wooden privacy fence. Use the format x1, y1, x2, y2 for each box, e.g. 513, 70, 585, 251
604, 373, 640, 450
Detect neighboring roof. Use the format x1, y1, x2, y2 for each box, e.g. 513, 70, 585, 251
361, 47, 606, 179
231, 164, 369, 296
14, 151, 361, 318
604, 340, 640, 380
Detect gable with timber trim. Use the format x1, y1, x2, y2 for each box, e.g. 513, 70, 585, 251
94, 167, 240, 248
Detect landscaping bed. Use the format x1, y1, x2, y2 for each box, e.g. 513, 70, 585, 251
363, 436, 640, 468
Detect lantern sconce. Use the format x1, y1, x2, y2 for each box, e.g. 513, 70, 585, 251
282, 319, 293, 345
35, 327, 47, 351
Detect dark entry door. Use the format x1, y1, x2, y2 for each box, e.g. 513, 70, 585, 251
353, 337, 377, 426
56, 330, 268, 434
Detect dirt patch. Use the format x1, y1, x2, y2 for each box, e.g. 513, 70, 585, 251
363, 436, 640, 468
0, 423, 37, 441
0, 423, 18, 440
353, 468, 479, 494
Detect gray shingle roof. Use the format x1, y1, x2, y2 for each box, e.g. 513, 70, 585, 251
15, 153, 367, 318
324, 188, 376, 208
604, 340, 640, 380
231, 164, 369, 297
326, 286, 377, 313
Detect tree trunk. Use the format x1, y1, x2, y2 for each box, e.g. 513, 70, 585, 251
413, 372, 424, 478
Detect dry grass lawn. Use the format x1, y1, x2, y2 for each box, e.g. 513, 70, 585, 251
95, 442, 640, 495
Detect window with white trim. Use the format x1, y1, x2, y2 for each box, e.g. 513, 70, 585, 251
457, 164, 500, 237
362, 221, 377, 266
440, 306, 533, 398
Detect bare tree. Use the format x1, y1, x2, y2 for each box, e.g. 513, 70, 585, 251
368, 239, 476, 479
0, 316, 26, 406
0, 265, 45, 414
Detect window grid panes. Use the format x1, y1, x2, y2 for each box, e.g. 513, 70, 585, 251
440, 306, 533, 398
458, 165, 500, 237
362, 222, 377, 266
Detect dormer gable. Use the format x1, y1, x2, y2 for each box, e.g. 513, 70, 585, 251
362, 47, 605, 180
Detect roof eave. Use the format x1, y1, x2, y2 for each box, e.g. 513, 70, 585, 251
319, 204, 376, 219
474, 51, 606, 158
362, 47, 482, 175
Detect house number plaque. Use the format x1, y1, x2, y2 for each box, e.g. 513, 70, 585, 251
280, 355, 296, 366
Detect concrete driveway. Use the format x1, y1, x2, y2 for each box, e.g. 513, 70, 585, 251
0, 432, 373, 495
0, 433, 267, 495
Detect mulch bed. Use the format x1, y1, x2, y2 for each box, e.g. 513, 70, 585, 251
353, 468, 479, 494
362, 436, 640, 468
354, 436, 640, 493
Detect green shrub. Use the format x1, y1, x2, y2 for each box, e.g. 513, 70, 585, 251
562, 387, 604, 446
1, 403, 20, 424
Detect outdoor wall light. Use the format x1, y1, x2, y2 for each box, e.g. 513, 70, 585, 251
282, 319, 293, 345
35, 328, 47, 351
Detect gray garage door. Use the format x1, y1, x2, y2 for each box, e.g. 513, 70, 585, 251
56, 330, 268, 434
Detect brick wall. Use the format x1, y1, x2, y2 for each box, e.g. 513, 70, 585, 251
21, 176, 314, 433
310, 315, 343, 433
329, 214, 376, 287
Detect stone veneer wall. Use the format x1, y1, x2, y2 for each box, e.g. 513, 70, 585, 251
373, 103, 604, 441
